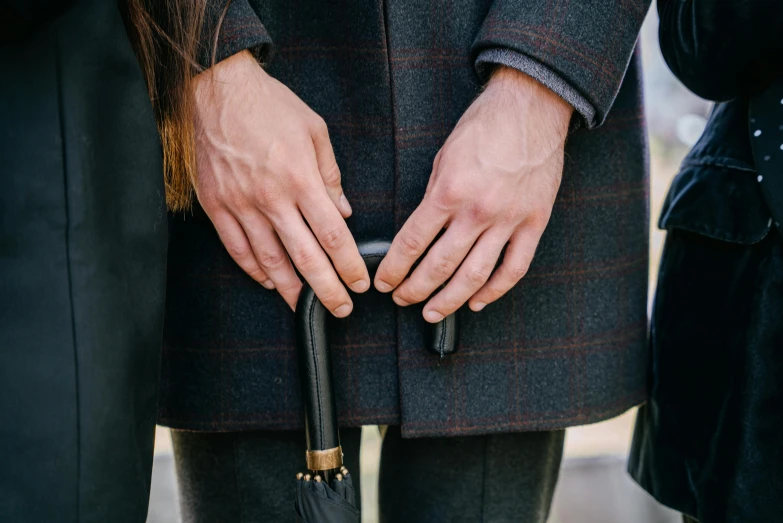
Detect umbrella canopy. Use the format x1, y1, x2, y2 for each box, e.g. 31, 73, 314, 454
295, 468, 359, 523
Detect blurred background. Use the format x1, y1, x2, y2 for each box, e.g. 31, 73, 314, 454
146, 4, 712, 522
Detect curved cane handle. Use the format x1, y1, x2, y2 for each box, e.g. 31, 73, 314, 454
295, 240, 458, 466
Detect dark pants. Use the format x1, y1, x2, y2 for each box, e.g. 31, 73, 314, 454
172, 426, 564, 523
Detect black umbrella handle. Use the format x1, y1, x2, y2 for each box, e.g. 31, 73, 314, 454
295, 240, 458, 471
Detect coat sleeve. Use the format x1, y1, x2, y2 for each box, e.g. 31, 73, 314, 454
471, 0, 651, 128
199, 0, 273, 68
657, 0, 783, 102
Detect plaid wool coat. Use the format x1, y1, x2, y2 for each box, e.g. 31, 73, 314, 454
160, 0, 651, 438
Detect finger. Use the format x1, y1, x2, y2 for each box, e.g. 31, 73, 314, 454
310, 118, 351, 218
469, 225, 543, 311
271, 211, 354, 318
298, 188, 370, 294
238, 212, 304, 310
210, 211, 274, 290
424, 149, 443, 193
391, 222, 481, 307
423, 228, 510, 322
374, 201, 449, 293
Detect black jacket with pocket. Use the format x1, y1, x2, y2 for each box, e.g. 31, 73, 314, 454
629, 2, 783, 522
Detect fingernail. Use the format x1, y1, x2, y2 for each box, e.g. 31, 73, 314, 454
261, 280, 275, 290
424, 309, 444, 323
472, 301, 486, 312
334, 303, 353, 317
392, 295, 410, 307
340, 194, 352, 216
375, 279, 393, 293
352, 279, 370, 293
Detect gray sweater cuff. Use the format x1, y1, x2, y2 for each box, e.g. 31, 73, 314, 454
476, 48, 597, 130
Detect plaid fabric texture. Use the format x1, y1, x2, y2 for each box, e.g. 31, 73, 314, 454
159, 0, 651, 438
198, 0, 273, 68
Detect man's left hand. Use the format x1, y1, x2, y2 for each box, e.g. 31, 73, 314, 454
374, 66, 573, 322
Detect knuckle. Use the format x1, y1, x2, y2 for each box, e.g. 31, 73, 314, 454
209, 183, 244, 211
339, 259, 364, 279
277, 279, 302, 297
311, 115, 329, 137
284, 166, 312, 192
290, 248, 319, 273
230, 197, 254, 217
526, 208, 551, 231
483, 286, 506, 302
258, 250, 287, 270
439, 296, 461, 313
432, 184, 462, 211
255, 184, 284, 209
399, 232, 426, 258
432, 258, 455, 279
319, 225, 348, 251
320, 162, 341, 187
498, 207, 523, 226
467, 200, 494, 224
214, 186, 236, 207
506, 261, 530, 282
224, 242, 249, 261
432, 149, 443, 169
399, 286, 425, 303
196, 190, 220, 214
200, 199, 220, 217
379, 266, 404, 285
408, 283, 429, 301
318, 287, 344, 308
465, 266, 491, 286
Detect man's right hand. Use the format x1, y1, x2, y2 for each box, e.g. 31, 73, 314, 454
192, 50, 369, 316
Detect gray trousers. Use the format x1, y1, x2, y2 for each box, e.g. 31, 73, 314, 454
172, 426, 564, 523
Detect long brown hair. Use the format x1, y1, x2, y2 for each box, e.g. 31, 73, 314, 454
125, 0, 227, 210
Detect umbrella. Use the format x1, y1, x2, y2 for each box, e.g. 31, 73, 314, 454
294, 240, 457, 523
295, 468, 359, 523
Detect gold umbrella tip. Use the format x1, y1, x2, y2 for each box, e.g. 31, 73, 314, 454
304, 474, 312, 481
335, 473, 343, 481
296, 473, 304, 480
314, 475, 322, 483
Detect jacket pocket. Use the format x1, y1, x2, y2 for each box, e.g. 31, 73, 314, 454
659, 163, 772, 245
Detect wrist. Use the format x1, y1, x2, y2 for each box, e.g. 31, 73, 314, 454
487, 65, 573, 138
194, 50, 261, 98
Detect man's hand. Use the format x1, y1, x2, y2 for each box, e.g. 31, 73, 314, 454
374, 66, 573, 322
193, 50, 369, 316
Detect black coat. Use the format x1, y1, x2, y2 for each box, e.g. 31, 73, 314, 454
656, 0, 783, 102
629, 2, 783, 522
159, 0, 652, 438
0, 1, 167, 521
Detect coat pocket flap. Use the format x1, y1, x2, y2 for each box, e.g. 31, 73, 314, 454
659, 164, 772, 244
